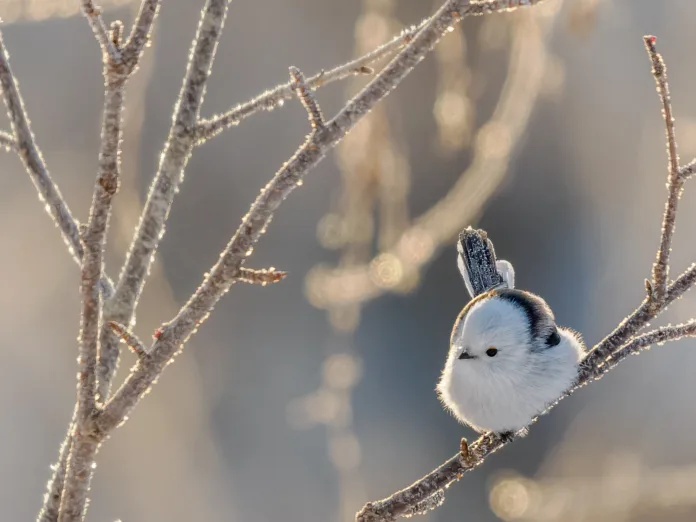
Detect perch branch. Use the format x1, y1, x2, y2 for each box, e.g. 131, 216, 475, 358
357, 322, 696, 522
111, 0, 229, 323
96, 0, 547, 436
356, 32, 696, 522
194, 20, 428, 144
645, 35, 682, 300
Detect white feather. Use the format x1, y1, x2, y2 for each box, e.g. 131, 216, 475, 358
437, 295, 584, 433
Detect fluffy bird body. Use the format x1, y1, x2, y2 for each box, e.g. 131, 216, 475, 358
437, 288, 585, 433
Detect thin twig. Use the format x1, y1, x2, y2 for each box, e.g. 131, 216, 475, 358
237, 267, 287, 286
81, 0, 121, 62
111, 0, 229, 323
585, 264, 696, 366
0, 30, 116, 298
96, 0, 546, 436
0, 129, 16, 150
194, 21, 427, 144
108, 322, 148, 357
585, 322, 696, 380
680, 158, 696, 179
289, 66, 325, 130
645, 35, 682, 300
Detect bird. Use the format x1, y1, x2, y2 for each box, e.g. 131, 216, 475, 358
437, 286, 585, 435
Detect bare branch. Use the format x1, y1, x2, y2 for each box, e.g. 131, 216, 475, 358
122, 0, 161, 66
108, 322, 148, 357
289, 66, 325, 130
585, 259, 696, 367
96, 0, 546, 436
583, 322, 696, 381
194, 21, 427, 144
0, 30, 116, 298
80, 0, 121, 62
645, 35, 682, 300
111, 0, 229, 322
237, 267, 287, 286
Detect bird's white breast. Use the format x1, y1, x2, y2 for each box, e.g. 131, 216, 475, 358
438, 333, 583, 433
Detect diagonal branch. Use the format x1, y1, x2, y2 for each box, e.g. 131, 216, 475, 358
0, 30, 116, 298
645, 35, 682, 300
96, 0, 547, 436
110, 0, 229, 324
585, 322, 696, 380
357, 322, 696, 522
194, 21, 427, 145
585, 263, 696, 366
108, 322, 148, 357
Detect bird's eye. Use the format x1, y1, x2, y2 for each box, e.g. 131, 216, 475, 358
485, 347, 498, 357
546, 329, 561, 347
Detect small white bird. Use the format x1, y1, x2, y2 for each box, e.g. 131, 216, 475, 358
437, 238, 585, 434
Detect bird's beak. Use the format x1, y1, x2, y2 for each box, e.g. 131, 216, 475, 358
458, 350, 476, 360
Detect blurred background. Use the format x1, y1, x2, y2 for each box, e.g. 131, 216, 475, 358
1, 1, 696, 521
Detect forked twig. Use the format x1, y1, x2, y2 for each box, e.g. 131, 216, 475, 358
96, 0, 549, 436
